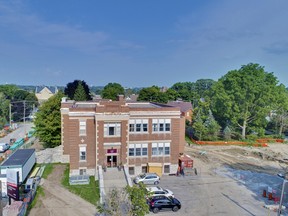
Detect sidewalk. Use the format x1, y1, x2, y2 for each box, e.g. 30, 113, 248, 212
103, 167, 127, 193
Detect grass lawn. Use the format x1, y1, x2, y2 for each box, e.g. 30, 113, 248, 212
61, 165, 100, 206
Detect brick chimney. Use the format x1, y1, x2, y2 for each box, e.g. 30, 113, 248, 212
117, 95, 124, 101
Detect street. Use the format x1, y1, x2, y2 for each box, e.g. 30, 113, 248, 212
0, 123, 33, 144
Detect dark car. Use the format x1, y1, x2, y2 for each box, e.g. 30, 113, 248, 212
148, 196, 181, 213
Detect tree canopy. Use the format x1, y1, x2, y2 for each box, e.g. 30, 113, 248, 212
74, 82, 89, 101
137, 86, 169, 103
34, 91, 64, 148
64, 80, 92, 101
210, 63, 279, 139
101, 82, 125, 101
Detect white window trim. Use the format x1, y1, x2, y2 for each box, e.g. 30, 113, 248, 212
129, 143, 148, 157
129, 119, 149, 133
79, 144, 87, 162
79, 120, 86, 136
152, 119, 171, 133
104, 122, 121, 137
151, 142, 170, 156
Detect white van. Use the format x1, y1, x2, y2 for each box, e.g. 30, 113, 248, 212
0, 143, 10, 153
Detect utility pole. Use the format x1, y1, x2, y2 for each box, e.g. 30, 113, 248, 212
278, 179, 288, 216
24, 100, 26, 137
9, 103, 12, 128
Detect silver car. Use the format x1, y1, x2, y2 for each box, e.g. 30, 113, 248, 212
134, 173, 160, 185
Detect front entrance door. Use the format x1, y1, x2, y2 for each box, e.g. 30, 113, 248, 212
107, 155, 117, 167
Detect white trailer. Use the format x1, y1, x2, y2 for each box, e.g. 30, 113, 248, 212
0, 149, 36, 196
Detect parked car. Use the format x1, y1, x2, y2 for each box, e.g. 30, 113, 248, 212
148, 196, 181, 213
146, 186, 174, 198
0, 143, 10, 153
134, 173, 160, 185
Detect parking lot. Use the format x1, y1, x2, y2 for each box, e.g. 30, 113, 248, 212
148, 171, 278, 216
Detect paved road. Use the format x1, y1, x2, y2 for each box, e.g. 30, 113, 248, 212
0, 122, 33, 144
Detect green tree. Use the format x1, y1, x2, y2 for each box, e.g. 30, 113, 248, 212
65, 80, 92, 100
204, 110, 221, 140
171, 82, 195, 102
74, 82, 89, 101
0, 92, 10, 127
171, 80, 215, 107
210, 63, 278, 139
192, 111, 206, 140
195, 79, 216, 98
101, 83, 125, 101
34, 91, 64, 148
165, 88, 179, 101
270, 84, 288, 135
137, 86, 169, 103
97, 188, 126, 215
0, 84, 19, 99
192, 99, 219, 140
125, 183, 150, 216
11, 90, 38, 121
97, 183, 149, 216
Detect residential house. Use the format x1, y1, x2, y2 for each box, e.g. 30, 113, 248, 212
35, 86, 58, 104
167, 101, 193, 122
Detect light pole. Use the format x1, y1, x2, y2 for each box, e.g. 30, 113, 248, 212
278, 179, 288, 216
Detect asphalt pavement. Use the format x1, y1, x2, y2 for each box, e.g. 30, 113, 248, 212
0, 122, 33, 144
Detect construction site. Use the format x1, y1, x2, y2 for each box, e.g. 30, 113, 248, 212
185, 142, 288, 215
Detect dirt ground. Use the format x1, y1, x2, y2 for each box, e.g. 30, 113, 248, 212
28, 164, 97, 216
185, 143, 288, 176
26, 140, 97, 216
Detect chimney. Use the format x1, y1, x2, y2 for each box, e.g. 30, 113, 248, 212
117, 95, 124, 101
61, 97, 67, 102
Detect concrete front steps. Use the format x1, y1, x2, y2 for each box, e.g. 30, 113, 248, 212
103, 167, 128, 193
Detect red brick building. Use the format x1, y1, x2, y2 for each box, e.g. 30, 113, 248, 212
61, 96, 185, 178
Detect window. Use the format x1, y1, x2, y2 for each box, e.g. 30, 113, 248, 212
164, 165, 170, 173
165, 144, 170, 155
80, 169, 87, 175
79, 120, 86, 136
79, 146, 86, 161
152, 143, 170, 156
104, 123, 121, 137
129, 167, 135, 175
129, 144, 148, 157
152, 119, 171, 132
142, 166, 147, 173
129, 119, 148, 133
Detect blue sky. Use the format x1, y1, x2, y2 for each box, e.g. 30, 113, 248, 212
1, 0, 288, 88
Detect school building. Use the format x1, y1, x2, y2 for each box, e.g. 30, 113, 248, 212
61, 96, 185, 178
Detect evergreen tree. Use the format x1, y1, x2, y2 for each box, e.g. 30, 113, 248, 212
65, 80, 92, 100
74, 82, 88, 101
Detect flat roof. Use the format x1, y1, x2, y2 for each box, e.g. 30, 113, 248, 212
1, 149, 35, 167
127, 102, 162, 108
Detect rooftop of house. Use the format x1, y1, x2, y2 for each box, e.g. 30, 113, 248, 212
35, 86, 58, 94
167, 101, 193, 113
